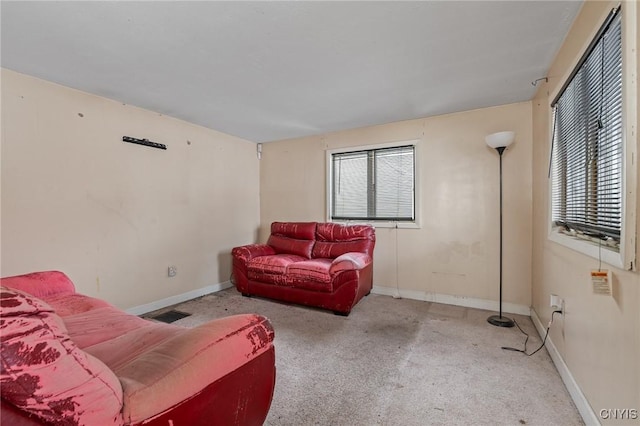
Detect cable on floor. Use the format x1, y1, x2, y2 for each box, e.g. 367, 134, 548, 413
501, 310, 562, 356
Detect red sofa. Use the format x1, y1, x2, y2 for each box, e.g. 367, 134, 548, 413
0, 271, 275, 426
232, 222, 375, 316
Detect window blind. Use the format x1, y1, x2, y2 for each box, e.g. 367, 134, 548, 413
332, 145, 415, 221
551, 8, 622, 242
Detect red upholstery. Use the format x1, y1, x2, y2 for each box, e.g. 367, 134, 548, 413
232, 244, 276, 264
0, 271, 76, 299
232, 222, 375, 315
313, 223, 376, 258
271, 221, 317, 240
0, 287, 124, 426
266, 235, 314, 258
267, 222, 317, 258
137, 349, 275, 426
287, 259, 332, 283
248, 253, 307, 276
0, 271, 276, 426
329, 252, 371, 275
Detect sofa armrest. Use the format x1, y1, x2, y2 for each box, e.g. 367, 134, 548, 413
232, 244, 276, 263
0, 271, 76, 299
329, 252, 372, 275
116, 314, 275, 425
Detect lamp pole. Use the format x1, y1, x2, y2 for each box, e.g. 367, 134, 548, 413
487, 145, 514, 328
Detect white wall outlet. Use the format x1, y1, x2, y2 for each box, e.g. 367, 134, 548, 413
168, 266, 177, 277
550, 294, 564, 313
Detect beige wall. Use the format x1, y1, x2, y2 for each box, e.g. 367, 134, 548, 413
532, 1, 639, 420
260, 102, 533, 310
1, 69, 261, 310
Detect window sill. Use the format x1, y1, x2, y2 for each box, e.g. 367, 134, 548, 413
330, 220, 420, 229
548, 230, 624, 269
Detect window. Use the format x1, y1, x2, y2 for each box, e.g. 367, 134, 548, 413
550, 8, 623, 251
329, 143, 415, 223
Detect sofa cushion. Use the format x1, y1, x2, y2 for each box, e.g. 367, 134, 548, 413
45, 292, 112, 318
248, 254, 307, 277
271, 221, 317, 240
312, 223, 375, 258
267, 222, 317, 258
61, 305, 182, 357
267, 235, 314, 258
287, 259, 332, 283
0, 287, 123, 426
286, 259, 333, 292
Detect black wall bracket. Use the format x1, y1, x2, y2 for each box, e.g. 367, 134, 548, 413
123, 136, 167, 150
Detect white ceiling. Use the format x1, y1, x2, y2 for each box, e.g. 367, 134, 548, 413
1, 1, 582, 143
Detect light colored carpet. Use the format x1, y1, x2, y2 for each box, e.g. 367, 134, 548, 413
150, 288, 583, 426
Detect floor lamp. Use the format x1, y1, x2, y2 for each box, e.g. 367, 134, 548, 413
486, 131, 515, 328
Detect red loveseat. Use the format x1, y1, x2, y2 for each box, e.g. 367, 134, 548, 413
232, 222, 375, 316
0, 271, 275, 426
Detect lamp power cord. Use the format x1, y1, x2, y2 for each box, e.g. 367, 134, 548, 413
501, 310, 562, 356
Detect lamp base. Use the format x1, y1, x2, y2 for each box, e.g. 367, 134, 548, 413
487, 315, 515, 328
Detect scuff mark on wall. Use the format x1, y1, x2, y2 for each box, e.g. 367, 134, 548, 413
431, 271, 466, 277
430, 271, 467, 291
86, 193, 138, 232
470, 241, 485, 257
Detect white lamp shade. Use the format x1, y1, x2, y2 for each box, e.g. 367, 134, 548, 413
485, 131, 515, 149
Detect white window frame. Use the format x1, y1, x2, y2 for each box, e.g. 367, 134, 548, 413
548, 3, 637, 271
326, 140, 421, 229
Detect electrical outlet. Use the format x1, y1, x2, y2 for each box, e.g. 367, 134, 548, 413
550, 294, 564, 313
168, 266, 177, 277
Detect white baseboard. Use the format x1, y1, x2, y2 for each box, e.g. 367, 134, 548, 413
530, 309, 599, 426
372, 285, 531, 316
125, 281, 233, 316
